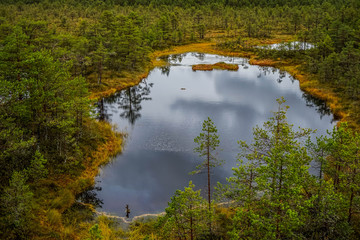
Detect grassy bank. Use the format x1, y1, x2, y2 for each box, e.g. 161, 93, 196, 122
33, 120, 123, 239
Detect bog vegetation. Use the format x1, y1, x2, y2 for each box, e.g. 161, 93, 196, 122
0, 0, 360, 239
192, 62, 239, 71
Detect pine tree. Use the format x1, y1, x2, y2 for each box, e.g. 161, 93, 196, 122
192, 117, 223, 210
222, 98, 315, 239
305, 124, 355, 239
92, 42, 107, 85
327, 123, 360, 224
0, 172, 34, 239
192, 117, 223, 235
158, 181, 207, 240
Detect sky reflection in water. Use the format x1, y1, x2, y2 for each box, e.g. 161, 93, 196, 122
95, 53, 334, 218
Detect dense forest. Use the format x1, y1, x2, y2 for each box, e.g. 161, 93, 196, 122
1, 0, 360, 239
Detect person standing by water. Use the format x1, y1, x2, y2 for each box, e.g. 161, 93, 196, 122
125, 204, 130, 218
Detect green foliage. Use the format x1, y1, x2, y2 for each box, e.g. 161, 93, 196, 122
302, 179, 352, 239
88, 224, 103, 240
215, 99, 360, 239
0, 24, 91, 177
191, 117, 224, 237
26, 150, 48, 181
128, 218, 158, 240
192, 116, 223, 229
157, 181, 208, 240
302, 123, 360, 239
193, 117, 222, 173
127, 99, 360, 239
225, 98, 314, 239
0, 172, 34, 239
326, 123, 360, 224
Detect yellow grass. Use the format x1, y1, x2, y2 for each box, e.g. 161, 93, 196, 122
89, 71, 150, 101
192, 64, 214, 71
249, 58, 277, 66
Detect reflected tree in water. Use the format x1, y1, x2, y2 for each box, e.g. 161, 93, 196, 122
277, 70, 287, 83
253, 67, 331, 120
257, 66, 274, 78
117, 81, 153, 125
159, 53, 187, 65
160, 65, 171, 76
288, 74, 295, 83
96, 80, 153, 125
95, 93, 119, 121
170, 53, 187, 63
76, 185, 104, 209
63, 185, 104, 223
240, 58, 249, 68
158, 53, 189, 76
191, 52, 205, 61
96, 98, 110, 122
302, 93, 332, 120
256, 67, 291, 83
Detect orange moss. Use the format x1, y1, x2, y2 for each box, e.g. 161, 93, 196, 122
214, 62, 239, 70
192, 64, 214, 71
192, 62, 239, 71
249, 58, 277, 66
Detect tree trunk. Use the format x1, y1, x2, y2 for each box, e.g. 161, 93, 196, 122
190, 204, 193, 240
348, 168, 356, 223
98, 61, 102, 85
348, 189, 354, 223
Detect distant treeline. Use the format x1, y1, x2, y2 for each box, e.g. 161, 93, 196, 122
2, 0, 359, 7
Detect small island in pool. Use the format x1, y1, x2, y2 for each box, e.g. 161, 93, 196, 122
192, 62, 239, 71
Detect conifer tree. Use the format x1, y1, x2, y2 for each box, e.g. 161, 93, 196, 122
221, 98, 315, 239
192, 117, 223, 211
192, 117, 223, 235
159, 181, 207, 240
0, 172, 34, 239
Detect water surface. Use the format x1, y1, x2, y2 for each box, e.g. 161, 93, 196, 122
257, 41, 315, 50
95, 53, 334, 218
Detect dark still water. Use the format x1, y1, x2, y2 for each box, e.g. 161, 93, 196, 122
95, 53, 335, 218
